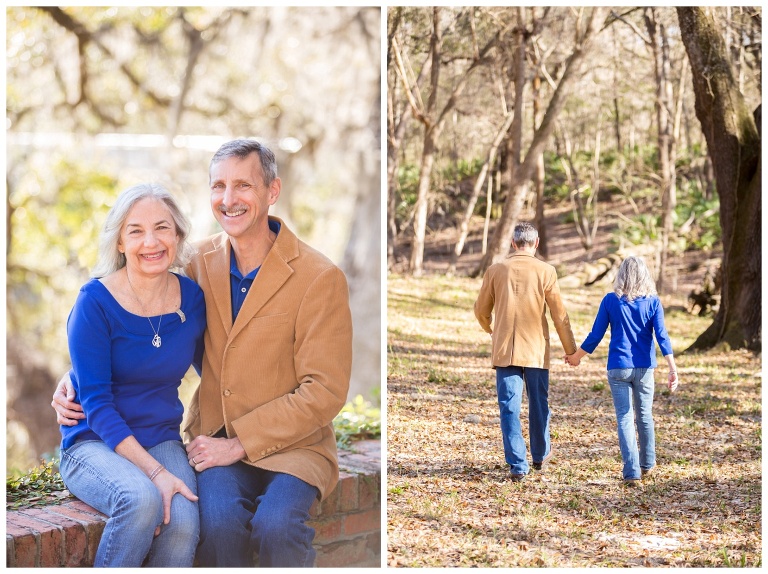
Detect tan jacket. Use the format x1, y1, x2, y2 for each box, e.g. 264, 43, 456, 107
474, 251, 576, 369
182, 217, 353, 500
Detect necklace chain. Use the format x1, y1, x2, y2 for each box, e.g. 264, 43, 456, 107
126, 270, 170, 348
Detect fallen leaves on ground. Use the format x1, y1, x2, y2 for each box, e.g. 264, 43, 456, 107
387, 275, 761, 567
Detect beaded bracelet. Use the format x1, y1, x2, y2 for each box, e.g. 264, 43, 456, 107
149, 464, 165, 482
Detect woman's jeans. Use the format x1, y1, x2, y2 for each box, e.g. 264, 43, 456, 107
196, 462, 319, 567
60, 439, 199, 567
496, 365, 551, 476
607, 368, 656, 480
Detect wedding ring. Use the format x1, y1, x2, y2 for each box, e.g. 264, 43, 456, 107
192, 457, 199, 465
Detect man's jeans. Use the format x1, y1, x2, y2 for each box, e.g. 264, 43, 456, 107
496, 366, 551, 476
607, 367, 656, 480
196, 462, 319, 567
60, 439, 199, 567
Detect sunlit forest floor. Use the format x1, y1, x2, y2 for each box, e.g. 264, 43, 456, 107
386, 274, 761, 567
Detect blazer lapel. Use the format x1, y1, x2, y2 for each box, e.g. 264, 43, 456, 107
203, 234, 234, 336
228, 217, 298, 342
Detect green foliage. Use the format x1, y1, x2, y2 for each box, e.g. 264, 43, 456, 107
441, 157, 484, 182
7, 157, 119, 374
675, 179, 721, 251
334, 394, 381, 449
6, 459, 70, 510
612, 213, 660, 247
396, 163, 420, 215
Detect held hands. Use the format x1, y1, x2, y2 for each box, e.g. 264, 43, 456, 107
186, 435, 246, 471
564, 353, 581, 367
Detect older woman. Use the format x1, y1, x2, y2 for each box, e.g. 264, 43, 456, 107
59, 183, 206, 566
566, 256, 679, 484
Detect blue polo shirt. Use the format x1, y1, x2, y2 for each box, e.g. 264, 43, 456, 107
229, 220, 281, 321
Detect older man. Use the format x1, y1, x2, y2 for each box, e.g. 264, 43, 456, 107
53, 139, 353, 567
474, 222, 576, 482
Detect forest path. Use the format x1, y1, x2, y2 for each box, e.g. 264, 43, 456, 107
386, 275, 761, 567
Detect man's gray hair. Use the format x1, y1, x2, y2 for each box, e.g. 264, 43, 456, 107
513, 222, 538, 247
91, 183, 194, 278
613, 256, 658, 301
210, 138, 278, 186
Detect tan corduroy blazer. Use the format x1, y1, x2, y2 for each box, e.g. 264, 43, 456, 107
474, 251, 576, 369
182, 216, 352, 500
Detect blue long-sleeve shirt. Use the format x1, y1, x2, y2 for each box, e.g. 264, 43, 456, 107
580, 293, 673, 370
61, 273, 206, 451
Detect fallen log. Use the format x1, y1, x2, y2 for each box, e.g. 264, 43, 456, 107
558, 244, 659, 288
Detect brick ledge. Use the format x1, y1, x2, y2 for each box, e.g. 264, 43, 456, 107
6, 440, 381, 568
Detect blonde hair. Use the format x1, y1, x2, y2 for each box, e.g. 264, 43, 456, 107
91, 183, 195, 278
613, 256, 657, 301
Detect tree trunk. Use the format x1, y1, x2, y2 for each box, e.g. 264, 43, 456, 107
408, 9, 442, 277
645, 9, 674, 293
448, 109, 515, 274
475, 7, 608, 275
387, 84, 412, 269
677, 7, 761, 352
532, 69, 548, 259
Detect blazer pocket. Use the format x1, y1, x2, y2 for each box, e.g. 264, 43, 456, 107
248, 313, 290, 328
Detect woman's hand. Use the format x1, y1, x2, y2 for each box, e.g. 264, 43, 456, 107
668, 371, 679, 392
151, 468, 198, 527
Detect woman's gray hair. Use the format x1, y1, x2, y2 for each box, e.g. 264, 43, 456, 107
91, 183, 195, 278
210, 138, 278, 186
613, 256, 657, 301
513, 222, 538, 248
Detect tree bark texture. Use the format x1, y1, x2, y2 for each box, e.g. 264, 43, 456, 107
677, 7, 761, 352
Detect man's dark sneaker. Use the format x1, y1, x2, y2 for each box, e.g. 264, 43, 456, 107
532, 446, 554, 471
641, 467, 654, 479
510, 473, 526, 482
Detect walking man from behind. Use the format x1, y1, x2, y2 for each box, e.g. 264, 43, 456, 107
474, 222, 577, 482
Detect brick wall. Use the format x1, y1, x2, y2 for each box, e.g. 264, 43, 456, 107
6, 440, 381, 568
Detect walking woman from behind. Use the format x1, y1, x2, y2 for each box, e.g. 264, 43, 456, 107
58, 183, 206, 566
565, 256, 679, 484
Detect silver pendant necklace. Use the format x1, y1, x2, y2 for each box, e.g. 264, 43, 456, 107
126, 270, 169, 348
149, 317, 163, 348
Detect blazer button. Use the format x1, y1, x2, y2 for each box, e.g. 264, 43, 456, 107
223, 389, 231, 397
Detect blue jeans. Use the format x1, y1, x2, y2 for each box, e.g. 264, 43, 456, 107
607, 368, 656, 480
496, 366, 551, 476
196, 463, 319, 567
60, 439, 199, 567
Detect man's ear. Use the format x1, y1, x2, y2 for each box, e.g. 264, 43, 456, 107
267, 177, 281, 206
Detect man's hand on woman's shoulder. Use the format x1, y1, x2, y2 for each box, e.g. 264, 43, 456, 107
52, 373, 85, 426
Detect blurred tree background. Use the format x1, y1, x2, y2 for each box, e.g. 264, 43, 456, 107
6, 6, 381, 473
387, 6, 760, 351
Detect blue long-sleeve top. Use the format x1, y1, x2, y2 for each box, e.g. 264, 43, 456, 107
580, 293, 673, 370
61, 273, 206, 451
